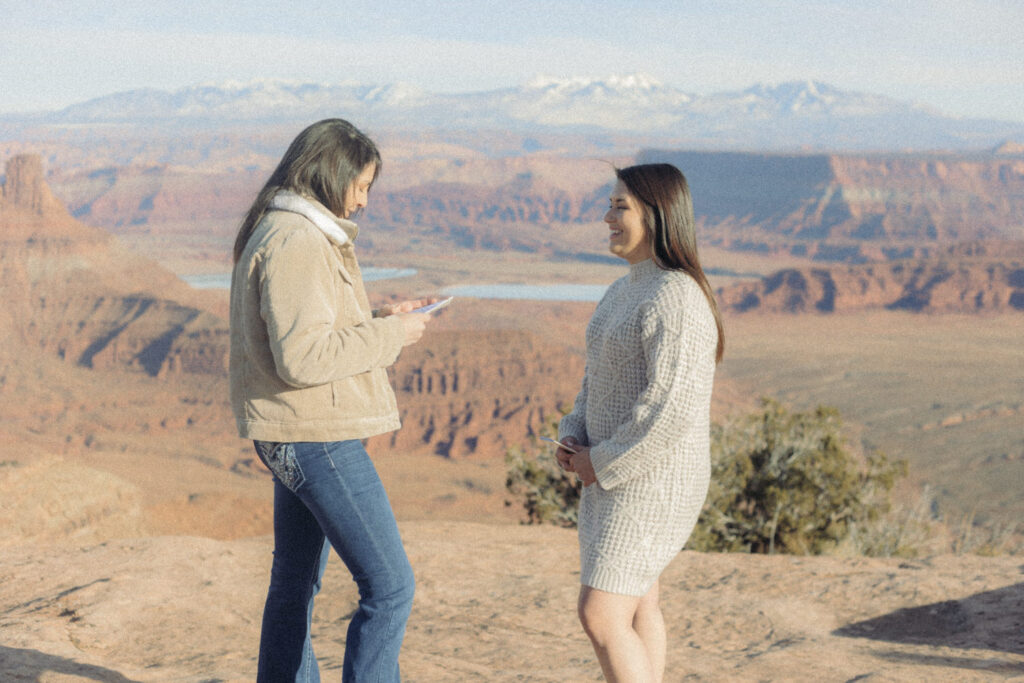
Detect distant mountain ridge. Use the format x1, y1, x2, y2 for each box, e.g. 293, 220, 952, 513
8, 76, 1024, 151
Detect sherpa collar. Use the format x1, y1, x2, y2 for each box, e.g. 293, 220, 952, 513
268, 190, 359, 246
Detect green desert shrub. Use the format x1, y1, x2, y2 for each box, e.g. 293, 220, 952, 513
504, 413, 580, 528
690, 399, 906, 555
506, 399, 915, 555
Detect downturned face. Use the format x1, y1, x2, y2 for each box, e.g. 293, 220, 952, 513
604, 179, 652, 264
341, 163, 377, 218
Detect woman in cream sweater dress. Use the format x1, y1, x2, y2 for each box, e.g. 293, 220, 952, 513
557, 163, 724, 682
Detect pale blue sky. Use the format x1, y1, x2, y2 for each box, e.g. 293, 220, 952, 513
2, 0, 1022, 121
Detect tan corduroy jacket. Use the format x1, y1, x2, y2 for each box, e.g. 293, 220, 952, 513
229, 191, 406, 442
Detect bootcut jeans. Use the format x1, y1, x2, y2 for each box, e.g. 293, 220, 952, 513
253, 439, 415, 682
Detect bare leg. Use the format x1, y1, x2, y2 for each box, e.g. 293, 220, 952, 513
578, 586, 656, 683
633, 581, 666, 683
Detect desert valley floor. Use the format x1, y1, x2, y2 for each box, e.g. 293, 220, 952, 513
2, 268, 1022, 681
1, 150, 1022, 680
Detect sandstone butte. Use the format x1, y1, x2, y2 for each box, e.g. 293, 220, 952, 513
0, 154, 1022, 681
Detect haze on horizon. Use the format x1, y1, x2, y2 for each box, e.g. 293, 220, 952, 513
3, 0, 1023, 123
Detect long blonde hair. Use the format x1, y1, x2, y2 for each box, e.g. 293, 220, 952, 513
616, 163, 725, 363
233, 118, 381, 262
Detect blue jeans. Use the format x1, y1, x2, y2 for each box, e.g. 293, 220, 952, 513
254, 440, 415, 682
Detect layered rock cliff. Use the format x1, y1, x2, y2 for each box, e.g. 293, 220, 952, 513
45, 143, 1024, 265
0, 154, 228, 376
639, 149, 1024, 259
1, 155, 586, 461
372, 328, 585, 459
718, 242, 1024, 313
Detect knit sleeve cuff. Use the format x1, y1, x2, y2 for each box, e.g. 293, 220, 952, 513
589, 443, 626, 490
558, 415, 588, 446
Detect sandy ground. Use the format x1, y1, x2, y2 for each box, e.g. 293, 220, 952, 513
1, 519, 1021, 682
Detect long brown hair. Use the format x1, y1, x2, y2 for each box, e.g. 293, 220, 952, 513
232, 118, 382, 263
616, 163, 725, 363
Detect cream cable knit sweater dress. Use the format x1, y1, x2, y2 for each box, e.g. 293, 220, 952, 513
559, 259, 717, 596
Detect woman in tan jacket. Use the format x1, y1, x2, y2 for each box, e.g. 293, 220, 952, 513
230, 118, 433, 682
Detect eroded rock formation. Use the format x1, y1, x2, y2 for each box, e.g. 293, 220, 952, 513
0, 154, 228, 377
719, 242, 1024, 313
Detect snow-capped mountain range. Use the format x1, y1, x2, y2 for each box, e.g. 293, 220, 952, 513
8, 75, 1024, 151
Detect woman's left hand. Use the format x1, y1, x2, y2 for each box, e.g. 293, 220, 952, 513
377, 298, 440, 317
569, 447, 597, 487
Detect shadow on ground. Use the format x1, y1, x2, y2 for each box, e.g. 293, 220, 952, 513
0, 645, 139, 682
834, 580, 1024, 659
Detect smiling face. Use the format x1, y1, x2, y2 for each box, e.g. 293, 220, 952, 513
605, 179, 653, 264
341, 163, 377, 218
